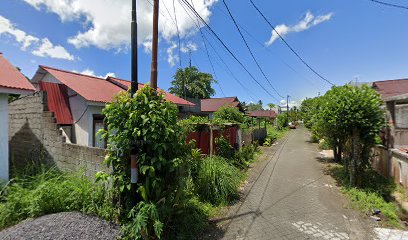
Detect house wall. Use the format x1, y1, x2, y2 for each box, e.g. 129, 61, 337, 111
8, 92, 109, 178
67, 89, 104, 147
0, 94, 9, 181
373, 145, 408, 189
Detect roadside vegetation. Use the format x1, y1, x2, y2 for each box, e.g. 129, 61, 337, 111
300, 85, 408, 227
0, 86, 287, 239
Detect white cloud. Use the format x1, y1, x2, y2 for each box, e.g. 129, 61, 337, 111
181, 41, 198, 53
265, 11, 333, 46
74, 68, 116, 79
32, 38, 75, 60
23, 0, 217, 54
0, 15, 39, 50
0, 15, 74, 60
166, 42, 179, 67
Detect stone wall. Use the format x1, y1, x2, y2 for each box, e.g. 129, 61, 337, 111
372, 145, 408, 189
8, 92, 109, 177
242, 128, 267, 146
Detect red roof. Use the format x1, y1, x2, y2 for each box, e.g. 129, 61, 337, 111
41, 66, 122, 103
373, 79, 408, 99
107, 77, 194, 106
39, 66, 194, 106
0, 54, 35, 92
201, 97, 241, 112
249, 110, 277, 118
40, 81, 73, 125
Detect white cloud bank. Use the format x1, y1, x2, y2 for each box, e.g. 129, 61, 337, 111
265, 11, 333, 46
73, 68, 116, 79
23, 0, 217, 53
0, 15, 74, 60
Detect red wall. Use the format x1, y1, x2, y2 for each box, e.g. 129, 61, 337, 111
187, 126, 237, 155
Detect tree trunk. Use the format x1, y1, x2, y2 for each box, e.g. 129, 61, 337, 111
350, 128, 360, 186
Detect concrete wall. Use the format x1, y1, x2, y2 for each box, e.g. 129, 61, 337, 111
373, 145, 408, 189
0, 94, 9, 181
8, 92, 109, 177
242, 128, 267, 146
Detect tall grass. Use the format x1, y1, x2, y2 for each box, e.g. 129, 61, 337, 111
194, 156, 243, 205
0, 168, 114, 230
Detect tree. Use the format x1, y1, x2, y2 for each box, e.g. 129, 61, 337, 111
169, 66, 217, 99
246, 101, 264, 111
213, 105, 245, 123
316, 85, 384, 186
267, 103, 275, 110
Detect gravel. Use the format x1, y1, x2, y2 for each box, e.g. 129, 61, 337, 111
0, 212, 120, 240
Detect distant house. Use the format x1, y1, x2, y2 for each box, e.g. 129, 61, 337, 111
200, 97, 244, 119
31, 66, 194, 148
248, 110, 277, 120
0, 53, 35, 181
373, 79, 408, 99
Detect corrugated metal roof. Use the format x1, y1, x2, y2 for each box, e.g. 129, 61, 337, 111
373, 79, 408, 99
40, 66, 123, 103
107, 77, 195, 106
201, 97, 241, 112
40, 81, 73, 125
248, 110, 277, 118
0, 53, 35, 92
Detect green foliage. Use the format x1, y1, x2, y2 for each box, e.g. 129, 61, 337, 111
194, 156, 242, 205
101, 85, 190, 239
245, 100, 264, 111
277, 113, 288, 129
267, 103, 275, 110
213, 105, 245, 124
169, 66, 217, 99
215, 136, 234, 159
327, 164, 400, 227
233, 144, 259, 169
263, 137, 273, 147
300, 97, 322, 130
0, 168, 114, 230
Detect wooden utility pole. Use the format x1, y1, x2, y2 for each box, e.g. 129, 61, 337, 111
286, 95, 290, 126
130, 0, 139, 207
150, 0, 159, 90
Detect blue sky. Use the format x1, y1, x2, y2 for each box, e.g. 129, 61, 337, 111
1, 0, 408, 106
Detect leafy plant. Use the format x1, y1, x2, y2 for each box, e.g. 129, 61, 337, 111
277, 113, 288, 130
263, 137, 273, 147
194, 156, 242, 205
233, 144, 259, 169
215, 136, 234, 159
213, 105, 245, 124
101, 85, 190, 239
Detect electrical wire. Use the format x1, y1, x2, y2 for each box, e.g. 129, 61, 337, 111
222, 0, 282, 101
248, 0, 335, 86
179, 0, 279, 101
369, 0, 408, 10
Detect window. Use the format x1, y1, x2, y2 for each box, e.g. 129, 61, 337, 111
93, 115, 106, 148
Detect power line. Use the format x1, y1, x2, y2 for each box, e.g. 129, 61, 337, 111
189, 0, 225, 97
222, 0, 282, 101
179, 0, 279, 101
248, 0, 335, 86
369, 0, 408, 10
159, 0, 182, 66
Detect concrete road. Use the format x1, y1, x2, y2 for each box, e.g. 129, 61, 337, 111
216, 127, 376, 240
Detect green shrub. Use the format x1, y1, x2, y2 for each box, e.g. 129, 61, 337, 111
194, 156, 242, 205
213, 105, 245, 124
233, 144, 259, 169
0, 168, 114, 230
215, 136, 234, 159
263, 137, 273, 147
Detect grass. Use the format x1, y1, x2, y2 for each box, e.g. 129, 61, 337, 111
325, 163, 403, 228
0, 167, 115, 230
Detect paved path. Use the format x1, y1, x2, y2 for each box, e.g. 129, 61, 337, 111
216, 127, 376, 240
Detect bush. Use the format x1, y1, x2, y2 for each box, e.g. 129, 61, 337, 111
213, 105, 245, 124
0, 168, 114, 230
233, 144, 259, 169
194, 156, 242, 205
277, 114, 288, 129
215, 136, 234, 159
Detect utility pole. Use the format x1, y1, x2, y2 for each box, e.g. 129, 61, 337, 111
130, 0, 139, 207
286, 95, 290, 126
189, 48, 192, 67
150, 0, 159, 90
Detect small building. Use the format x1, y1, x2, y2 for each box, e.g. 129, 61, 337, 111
31, 66, 194, 148
0, 53, 35, 181
200, 97, 244, 119
248, 110, 277, 120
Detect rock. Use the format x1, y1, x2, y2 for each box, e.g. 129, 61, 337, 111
370, 216, 381, 221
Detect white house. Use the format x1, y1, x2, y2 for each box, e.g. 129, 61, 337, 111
0, 53, 35, 181
31, 66, 194, 148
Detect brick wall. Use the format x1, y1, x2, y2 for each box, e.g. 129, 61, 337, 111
8, 92, 109, 177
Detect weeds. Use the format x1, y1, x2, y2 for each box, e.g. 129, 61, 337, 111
326, 163, 401, 228
0, 167, 114, 230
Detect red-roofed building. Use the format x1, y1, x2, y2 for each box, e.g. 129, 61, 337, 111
248, 110, 277, 120
0, 53, 35, 181
373, 79, 408, 99
200, 97, 243, 118
31, 66, 194, 148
